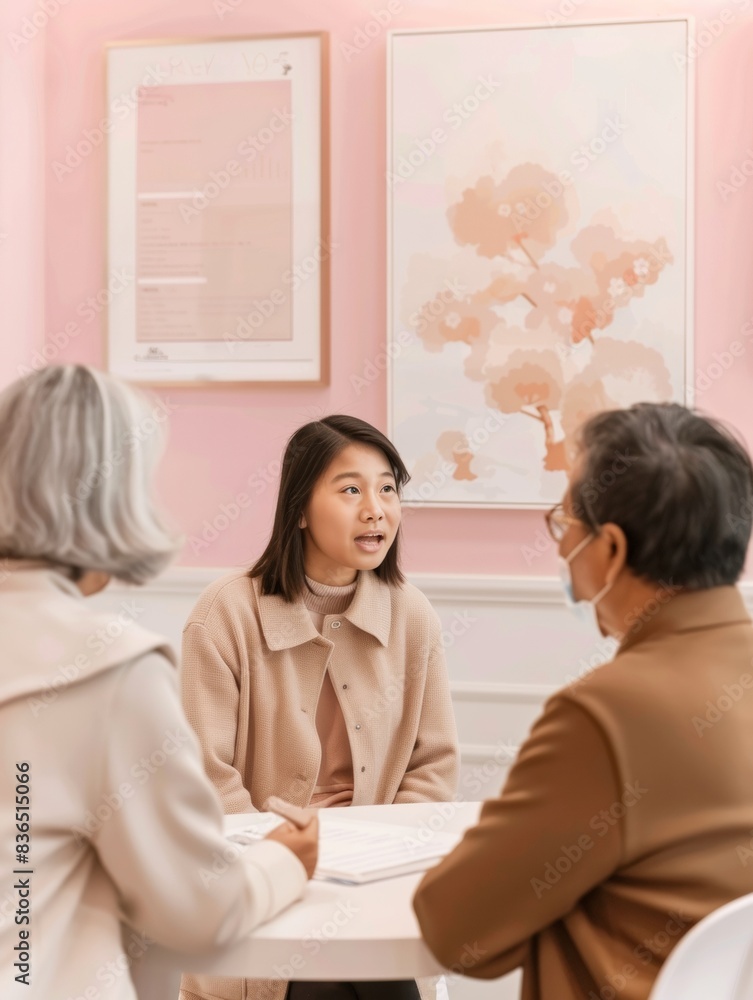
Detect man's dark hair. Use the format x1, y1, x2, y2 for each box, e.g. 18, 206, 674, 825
570, 402, 753, 589
250, 415, 409, 601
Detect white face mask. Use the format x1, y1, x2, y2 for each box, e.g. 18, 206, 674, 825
558, 532, 613, 633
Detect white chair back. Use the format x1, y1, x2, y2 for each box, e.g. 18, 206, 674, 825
649, 893, 753, 1000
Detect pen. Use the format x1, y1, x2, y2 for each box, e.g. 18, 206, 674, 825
263, 795, 315, 830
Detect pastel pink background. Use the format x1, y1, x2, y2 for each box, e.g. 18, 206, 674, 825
2, 0, 753, 575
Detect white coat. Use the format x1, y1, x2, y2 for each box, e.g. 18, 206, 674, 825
0, 564, 307, 1000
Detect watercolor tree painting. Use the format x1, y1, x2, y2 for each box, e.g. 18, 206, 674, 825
411, 162, 674, 478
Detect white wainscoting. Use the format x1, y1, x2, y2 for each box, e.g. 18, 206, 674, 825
92, 567, 620, 802
89, 570, 753, 1000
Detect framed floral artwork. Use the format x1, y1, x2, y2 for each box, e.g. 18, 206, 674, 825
388, 19, 693, 507
106, 33, 329, 384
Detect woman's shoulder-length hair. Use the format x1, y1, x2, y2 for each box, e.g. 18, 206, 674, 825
0, 364, 180, 584
250, 414, 410, 602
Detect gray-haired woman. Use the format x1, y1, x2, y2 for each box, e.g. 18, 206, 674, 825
0, 364, 317, 1000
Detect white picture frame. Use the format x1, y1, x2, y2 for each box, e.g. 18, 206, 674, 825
388, 18, 694, 508
106, 32, 329, 385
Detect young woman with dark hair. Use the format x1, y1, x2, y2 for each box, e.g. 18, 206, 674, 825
180, 415, 459, 1000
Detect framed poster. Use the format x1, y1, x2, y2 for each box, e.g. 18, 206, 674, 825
106, 33, 329, 384
388, 19, 693, 507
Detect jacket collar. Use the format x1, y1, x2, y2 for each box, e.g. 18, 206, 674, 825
0, 561, 176, 707
0, 560, 83, 599
257, 570, 392, 651
617, 584, 751, 653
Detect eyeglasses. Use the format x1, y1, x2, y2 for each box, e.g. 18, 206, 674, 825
544, 503, 583, 543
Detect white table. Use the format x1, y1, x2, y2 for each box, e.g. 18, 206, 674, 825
133, 801, 482, 996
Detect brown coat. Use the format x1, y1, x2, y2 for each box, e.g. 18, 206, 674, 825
414, 586, 753, 1000
180, 569, 459, 1000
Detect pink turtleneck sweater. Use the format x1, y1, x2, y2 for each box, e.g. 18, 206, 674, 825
302, 575, 356, 808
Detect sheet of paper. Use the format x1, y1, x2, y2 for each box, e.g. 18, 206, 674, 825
228, 813, 460, 884
316, 818, 458, 878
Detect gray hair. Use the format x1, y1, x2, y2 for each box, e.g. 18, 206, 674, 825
570, 402, 753, 589
0, 365, 181, 584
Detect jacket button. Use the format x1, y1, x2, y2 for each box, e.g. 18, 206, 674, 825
342, 683, 348, 690
331, 620, 341, 629
355, 723, 361, 730
361, 766, 366, 772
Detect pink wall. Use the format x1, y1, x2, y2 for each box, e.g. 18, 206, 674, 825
5, 0, 753, 574
0, 1, 45, 389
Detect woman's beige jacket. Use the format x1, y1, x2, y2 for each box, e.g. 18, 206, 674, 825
180, 569, 459, 1000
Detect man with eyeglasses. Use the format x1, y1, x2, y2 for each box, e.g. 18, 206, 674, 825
414, 401, 753, 1000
